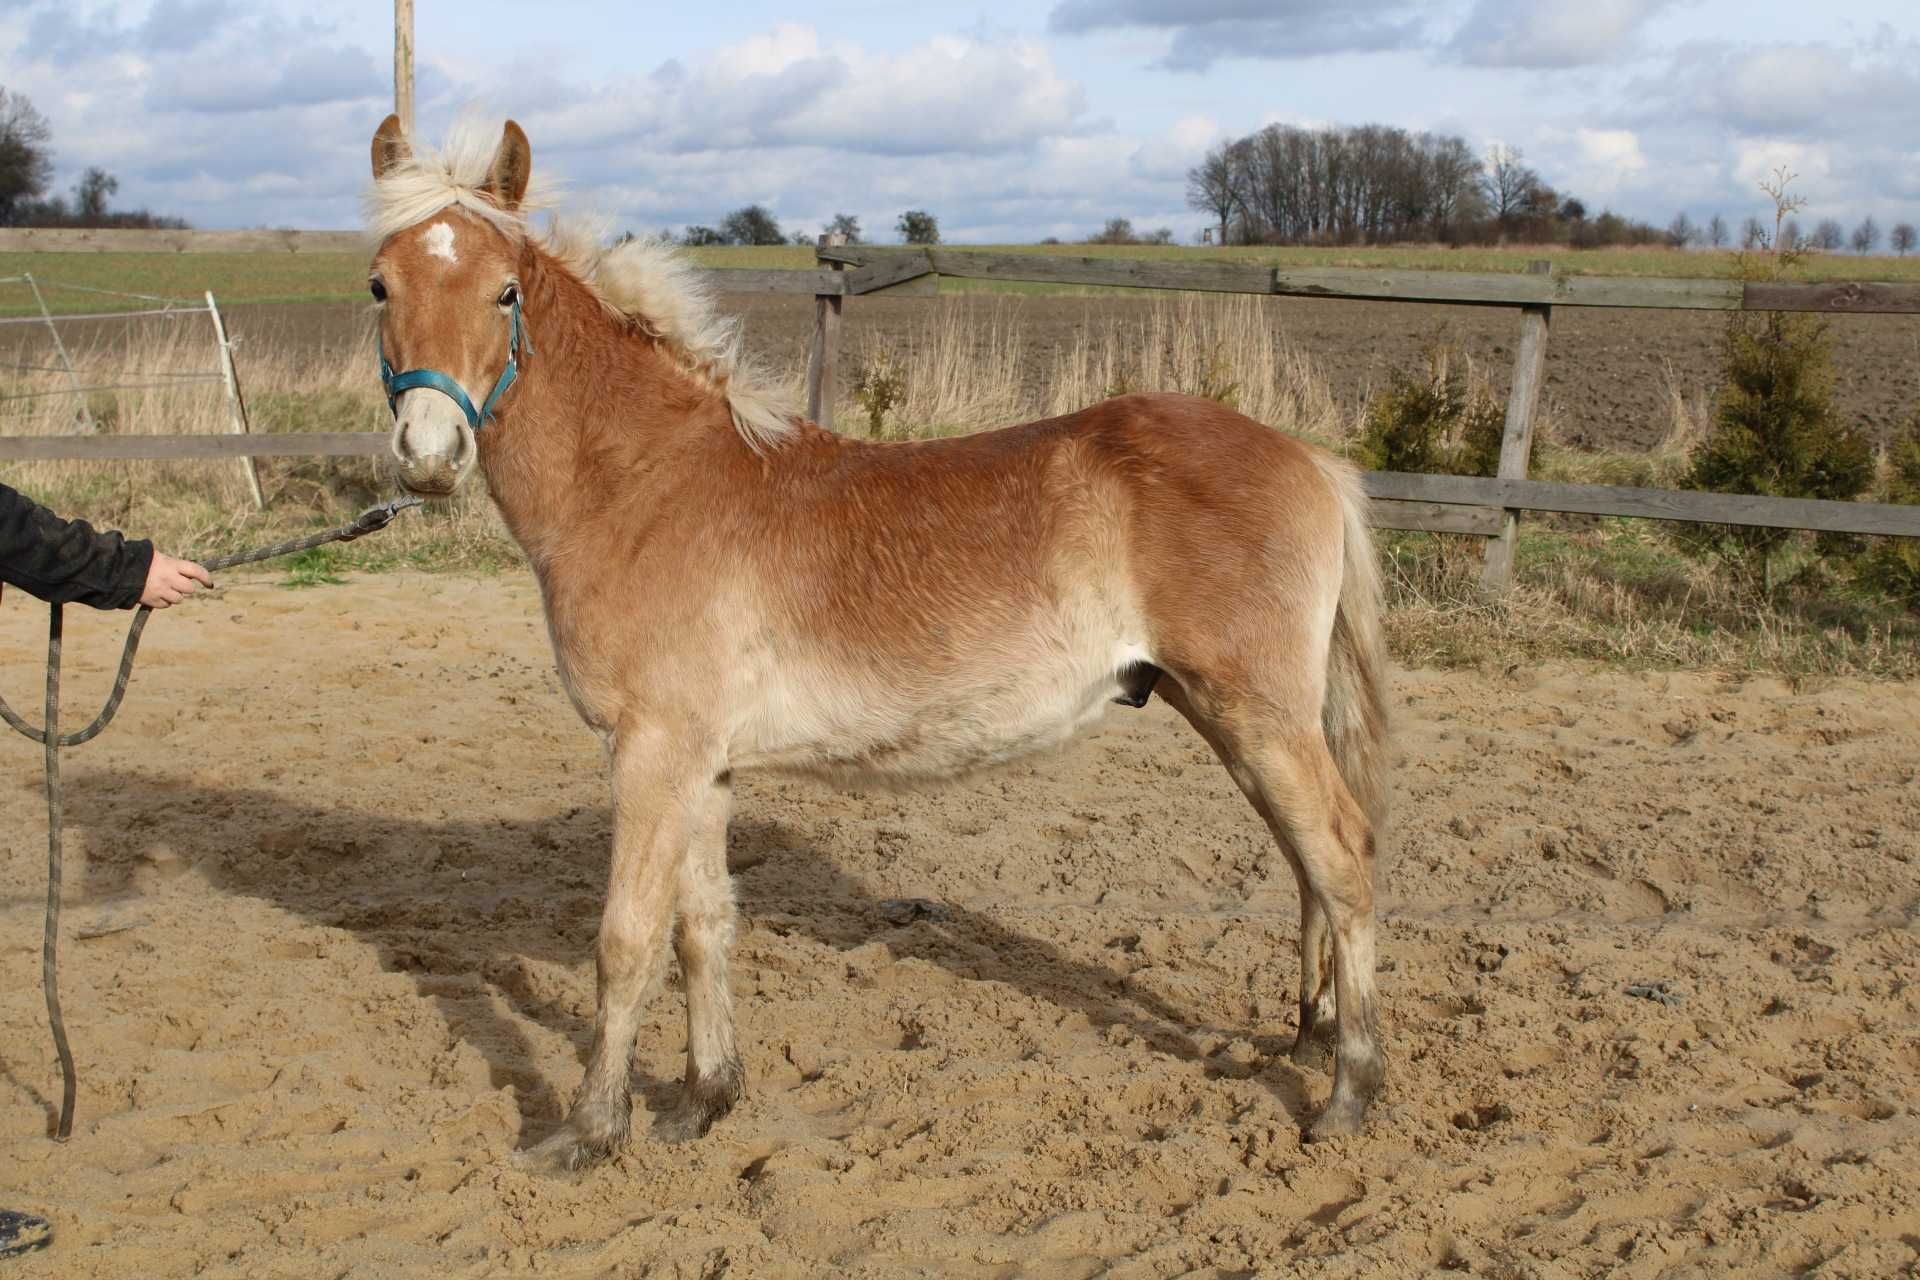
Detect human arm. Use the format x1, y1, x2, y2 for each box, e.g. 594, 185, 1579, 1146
0, 482, 204, 609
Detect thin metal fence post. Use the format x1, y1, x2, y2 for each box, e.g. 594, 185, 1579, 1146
1479, 259, 1553, 595
24, 274, 94, 433
806, 232, 846, 428
206, 291, 265, 510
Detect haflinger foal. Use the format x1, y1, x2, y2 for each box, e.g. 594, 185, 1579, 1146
365, 114, 1390, 1171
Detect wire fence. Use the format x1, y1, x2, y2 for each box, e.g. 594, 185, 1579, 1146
0, 274, 262, 505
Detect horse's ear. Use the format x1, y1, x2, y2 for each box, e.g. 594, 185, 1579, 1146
483, 120, 532, 211
370, 114, 410, 179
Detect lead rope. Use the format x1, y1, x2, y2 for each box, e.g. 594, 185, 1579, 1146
1, 496, 422, 1141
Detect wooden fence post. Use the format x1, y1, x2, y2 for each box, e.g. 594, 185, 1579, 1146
805, 232, 846, 428
1479, 259, 1553, 595
206, 291, 265, 511
394, 0, 415, 135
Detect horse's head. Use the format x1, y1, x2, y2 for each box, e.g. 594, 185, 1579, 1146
367, 115, 532, 496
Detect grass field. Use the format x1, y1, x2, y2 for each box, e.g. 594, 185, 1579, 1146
6, 241, 1918, 316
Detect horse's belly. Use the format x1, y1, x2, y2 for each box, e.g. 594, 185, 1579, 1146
730, 642, 1150, 783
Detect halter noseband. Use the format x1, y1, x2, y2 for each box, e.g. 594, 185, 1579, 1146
379, 296, 524, 432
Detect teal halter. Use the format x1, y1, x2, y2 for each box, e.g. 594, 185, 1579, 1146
379, 296, 524, 432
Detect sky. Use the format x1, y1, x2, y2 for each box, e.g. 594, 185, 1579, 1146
3, 0, 1918, 243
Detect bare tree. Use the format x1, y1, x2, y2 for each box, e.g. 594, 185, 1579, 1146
1481, 143, 1539, 233
1892, 223, 1918, 256
1811, 218, 1844, 251
74, 167, 117, 222
1849, 215, 1880, 254
1739, 216, 1767, 250
1706, 213, 1728, 248
1423, 134, 1483, 240
0, 88, 55, 224
1666, 211, 1698, 248
1757, 166, 1807, 256
1185, 141, 1241, 247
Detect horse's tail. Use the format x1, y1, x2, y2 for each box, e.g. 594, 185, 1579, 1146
1312, 452, 1389, 837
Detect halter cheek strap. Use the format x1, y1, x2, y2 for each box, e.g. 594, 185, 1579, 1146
379, 297, 523, 432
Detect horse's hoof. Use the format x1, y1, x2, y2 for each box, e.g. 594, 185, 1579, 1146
655, 1102, 721, 1144
656, 1064, 744, 1143
1288, 1032, 1335, 1070
1303, 1101, 1370, 1144
511, 1125, 621, 1175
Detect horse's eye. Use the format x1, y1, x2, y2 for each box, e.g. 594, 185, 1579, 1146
498, 283, 520, 308
369, 278, 387, 303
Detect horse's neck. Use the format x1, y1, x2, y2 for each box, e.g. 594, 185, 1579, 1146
478, 255, 738, 570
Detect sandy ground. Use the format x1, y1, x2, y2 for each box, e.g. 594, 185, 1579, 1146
1, 572, 1916, 1278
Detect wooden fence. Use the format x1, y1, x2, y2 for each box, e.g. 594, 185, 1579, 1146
3, 231, 1918, 592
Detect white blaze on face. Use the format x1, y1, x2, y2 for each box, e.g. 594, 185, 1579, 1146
423, 221, 458, 265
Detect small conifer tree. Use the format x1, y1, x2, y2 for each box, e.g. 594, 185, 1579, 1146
1353, 334, 1511, 478
1854, 413, 1920, 611
1672, 169, 1874, 595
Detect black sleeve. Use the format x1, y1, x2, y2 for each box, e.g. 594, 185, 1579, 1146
0, 483, 154, 610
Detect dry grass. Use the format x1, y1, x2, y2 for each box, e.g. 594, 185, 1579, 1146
835, 294, 1349, 443
0, 312, 514, 572
1382, 520, 1919, 680
3, 297, 1913, 679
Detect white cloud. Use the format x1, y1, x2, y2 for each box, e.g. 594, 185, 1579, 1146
1049, 0, 1430, 70
1127, 115, 1218, 182
1567, 128, 1648, 194
1451, 0, 1677, 69
522, 26, 1086, 161
1730, 139, 1834, 194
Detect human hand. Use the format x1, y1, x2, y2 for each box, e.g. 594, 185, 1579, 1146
140, 552, 212, 608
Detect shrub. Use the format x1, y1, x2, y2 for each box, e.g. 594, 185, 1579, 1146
1352, 334, 1510, 478
1672, 308, 1873, 593
1853, 413, 1920, 611
852, 351, 905, 438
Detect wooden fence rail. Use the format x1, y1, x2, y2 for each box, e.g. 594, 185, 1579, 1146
813, 245, 1920, 315
4, 238, 1917, 583
3, 430, 1915, 541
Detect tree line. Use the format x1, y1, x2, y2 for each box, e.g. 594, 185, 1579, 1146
677, 207, 940, 247
0, 89, 186, 229
1692, 211, 1918, 256
1185, 122, 1683, 248
1187, 120, 1916, 254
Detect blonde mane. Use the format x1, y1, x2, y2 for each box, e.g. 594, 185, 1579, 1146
363, 118, 798, 453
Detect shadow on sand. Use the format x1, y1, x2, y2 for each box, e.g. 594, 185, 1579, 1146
39, 768, 1315, 1145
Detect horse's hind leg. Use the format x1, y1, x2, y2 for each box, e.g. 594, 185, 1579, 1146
520, 726, 715, 1172
662, 772, 744, 1140
1293, 892, 1337, 1068
1157, 679, 1337, 1068
1236, 730, 1383, 1139
1183, 685, 1381, 1139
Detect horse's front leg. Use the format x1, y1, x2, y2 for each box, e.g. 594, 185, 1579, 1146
520, 724, 716, 1172
661, 770, 743, 1140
